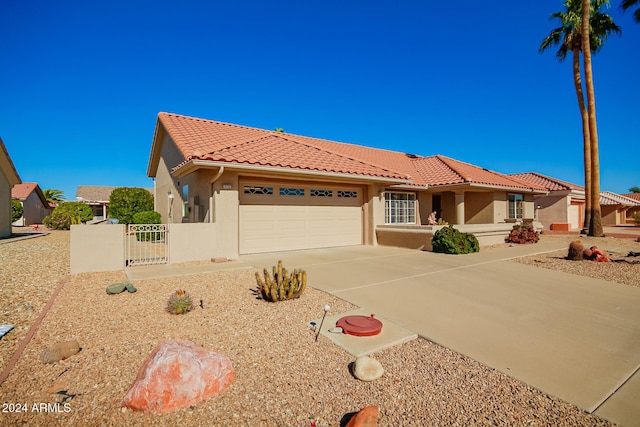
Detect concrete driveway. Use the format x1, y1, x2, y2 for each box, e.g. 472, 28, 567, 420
240, 243, 640, 426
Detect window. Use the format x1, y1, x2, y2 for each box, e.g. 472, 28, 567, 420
279, 187, 305, 196
508, 194, 524, 219
385, 192, 416, 224
182, 185, 189, 220
310, 189, 333, 197
338, 190, 358, 198
244, 186, 273, 195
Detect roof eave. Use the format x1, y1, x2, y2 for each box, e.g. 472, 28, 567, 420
172, 159, 410, 185
147, 118, 166, 178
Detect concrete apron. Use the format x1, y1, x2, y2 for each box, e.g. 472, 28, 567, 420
240, 244, 640, 426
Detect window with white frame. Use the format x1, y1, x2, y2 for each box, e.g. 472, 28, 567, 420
508, 193, 524, 219
385, 192, 416, 224
182, 185, 189, 220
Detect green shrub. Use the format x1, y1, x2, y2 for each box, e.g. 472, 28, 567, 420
132, 210, 162, 241
109, 187, 154, 224
44, 202, 93, 230
11, 199, 23, 223
431, 225, 480, 254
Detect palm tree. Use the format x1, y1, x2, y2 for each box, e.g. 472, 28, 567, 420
43, 189, 65, 206
621, 0, 640, 22
540, 0, 620, 235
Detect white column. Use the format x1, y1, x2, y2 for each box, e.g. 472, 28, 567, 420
455, 192, 465, 225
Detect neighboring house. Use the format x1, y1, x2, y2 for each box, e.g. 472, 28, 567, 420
509, 172, 585, 231
76, 185, 154, 222
600, 192, 640, 226
622, 193, 640, 224
1, 137, 22, 238
11, 182, 52, 226
76, 185, 118, 221
147, 113, 548, 256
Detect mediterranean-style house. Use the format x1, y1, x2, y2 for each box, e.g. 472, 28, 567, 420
511, 172, 640, 229
1, 137, 21, 238
509, 172, 586, 231
11, 182, 52, 226
622, 193, 640, 224
600, 192, 640, 226
146, 113, 548, 257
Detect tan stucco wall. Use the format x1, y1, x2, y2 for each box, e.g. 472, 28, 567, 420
17, 192, 51, 225
0, 173, 11, 238
70, 224, 125, 273
154, 134, 186, 223
535, 193, 569, 229
417, 192, 432, 225
440, 192, 456, 224
464, 192, 494, 224
601, 205, 622, 226
168, 223, 228, 262
366, 184, 386, 245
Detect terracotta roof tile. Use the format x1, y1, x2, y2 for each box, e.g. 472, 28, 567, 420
600, 191, 640, 206
509, 172, 584, 191
623, 193, 640, 202
11, 182, 38, 200
188, 134, 407, 179
156, 113, 548, 191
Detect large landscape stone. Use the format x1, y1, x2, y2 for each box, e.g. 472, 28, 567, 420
353, 356, 384, 382
121, 340, 234, 413
40, 340, 81, 364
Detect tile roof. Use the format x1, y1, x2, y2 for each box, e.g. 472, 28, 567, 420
600, 191, 640, 206
509, 172, 584, 192
11, 182, 38, 200
623, 193, 640, 202
76, 186, 119, 202
154, 113, 547, 191
76, 186, 153, 203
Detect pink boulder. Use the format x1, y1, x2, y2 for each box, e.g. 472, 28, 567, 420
122, 340, 234, 413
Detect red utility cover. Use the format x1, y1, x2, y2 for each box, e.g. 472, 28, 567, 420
336, 314, 383, 337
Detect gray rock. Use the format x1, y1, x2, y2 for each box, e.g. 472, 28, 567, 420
353, 356, 384, 381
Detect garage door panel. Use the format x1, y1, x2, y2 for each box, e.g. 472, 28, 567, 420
239, 204, 362, 254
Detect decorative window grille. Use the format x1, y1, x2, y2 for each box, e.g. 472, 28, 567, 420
244, 186, 273, 195
508, 194, 524, 219
337, 190, 358, 198
385, 192, 416, 224
279, 187, 305, 196
310, 189, 333, 197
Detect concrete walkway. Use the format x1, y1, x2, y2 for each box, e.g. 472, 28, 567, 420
126, 241, 640, 426
240, 243, 640, 427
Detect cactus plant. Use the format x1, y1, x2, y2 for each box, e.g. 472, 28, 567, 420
167, 289, 194, 314
254, 260, 307, 302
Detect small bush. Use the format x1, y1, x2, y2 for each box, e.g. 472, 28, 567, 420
431, 225, 479, 254
167, 290, 194, 315
507, 224, 539, 244
132, 211, 162, 241
109, 187, 154, 224
11, 199, 23, 223
44, 202, 93, 230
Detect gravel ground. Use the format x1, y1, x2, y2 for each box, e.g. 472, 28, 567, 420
512, 234, 640, 288
1, 231, 633, 426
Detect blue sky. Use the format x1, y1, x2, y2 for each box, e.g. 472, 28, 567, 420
1, 1, 638, 201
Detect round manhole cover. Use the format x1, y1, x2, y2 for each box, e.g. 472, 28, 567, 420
336, 314, 383, 336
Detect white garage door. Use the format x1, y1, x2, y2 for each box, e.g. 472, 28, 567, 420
239, 181, 363, 254
568, 204, 580, 230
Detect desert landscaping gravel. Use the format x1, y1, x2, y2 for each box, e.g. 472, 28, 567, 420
2, 230, 637, 426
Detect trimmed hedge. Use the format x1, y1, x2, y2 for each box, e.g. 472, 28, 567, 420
44, 202, 93, 230
11, 199, 23, 223
109, 187, 154, 224
431, 225, 479, 254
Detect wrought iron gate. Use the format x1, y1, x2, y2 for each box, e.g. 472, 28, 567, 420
125, 224, 169, 266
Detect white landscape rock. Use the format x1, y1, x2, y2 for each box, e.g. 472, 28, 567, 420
353, 356, 384, 381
